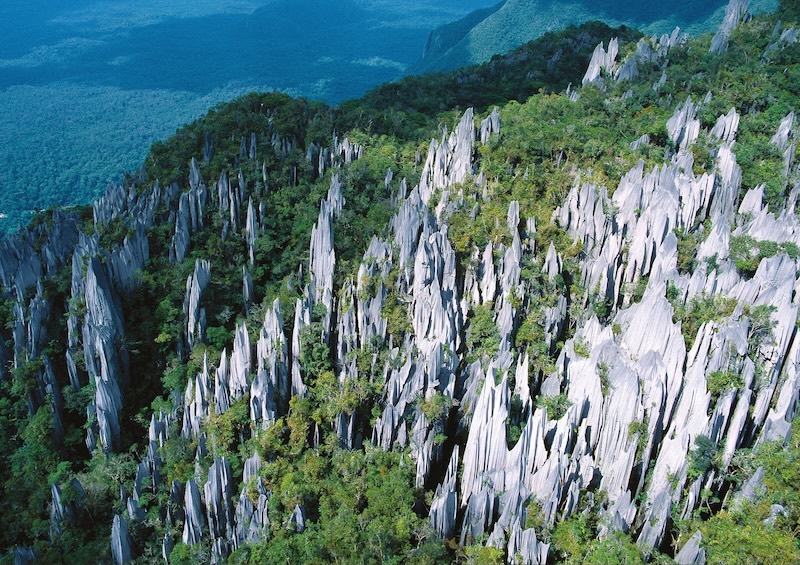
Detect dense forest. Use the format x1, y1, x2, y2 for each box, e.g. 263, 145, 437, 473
1, 1, 800, 563
0, 0, 490, 235
413, 0, 778, 72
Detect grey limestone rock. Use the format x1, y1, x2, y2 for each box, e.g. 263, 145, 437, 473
770, 112, 796, 177
162, 531, 174, 564
582, 38, 618, 85
243, 453, 262, 483
630, 134, 650, 150
711, 144, 742, 221
291, 293, 311, 398
675, 531, 706, 564
189, 157, 203, 192
779, 26, 799, 45
234, 477, 270, 546
250, 365, 278, 431
616, 29, 682, 84
335, 137, 363, 164
13, 547, 36, 565
289, 504, 306, 533
419, 109, 475, 204
185, 259, 211, 350
733, 466, 765, 509
309, 176, 345, 343
710, 108, 740, 143
480, 107, 500, 145
257, 299, 289, 413
205, 457, 235, 543
215, 351, 231, 415
171, 192, 191, 263
229, 323, 252, 402
111, 514, 133, 564
183, 479, 206, 545
461, 371, 509, 506
245, 197, 258, 266
182, 358, 211, 439
105, 223, 150, 296
412, 228, 463, 361
507, 522, 549, 565
50, 479, 84, 540
83, 255, 128, 452
243, 266, 254, 314
667, 97, 701, 151
710, 0, 750, 54
429, 446, 459, 538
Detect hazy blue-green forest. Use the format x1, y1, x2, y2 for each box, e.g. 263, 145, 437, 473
0, 0, 497, 233
414, 0, 779, 72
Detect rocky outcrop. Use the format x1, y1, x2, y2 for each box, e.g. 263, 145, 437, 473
710, 0, 750, 54
205, 457, 235, 560
111, 515, 133, 565
182, 356, 211, 439
582, 38, 618, 85
667, 97, 701, 151
616, 28, 682, 83
419, 108, 475, 204
7, 60, 790, 563
83, 255, 128, 452
185, 260, 211, 350
183, 479, 207, 545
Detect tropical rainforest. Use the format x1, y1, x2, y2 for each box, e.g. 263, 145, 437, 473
1, 1, 800, 564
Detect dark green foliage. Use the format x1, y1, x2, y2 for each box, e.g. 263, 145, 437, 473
693, 511, 800, 565
706, 370, 743, 401
781, 0, 800, 18
418, 392, 452, 425
675, 228, 704, 274
535, 394, 572, 420
671, 294, 738, 350
551, 508, 653, 564
235, 447, 444, 564
687, 435, 718, 482
2, 4, 800, 563
682, 420, 800, 564
338, 22, 642, 140
300, 305, 333, 379
743, 304, 777, 358
729, 235, 799, 277
466, 303, 501, 362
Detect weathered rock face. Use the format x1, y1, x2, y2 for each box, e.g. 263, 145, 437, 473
205, 457, 235, 560
100, 100, 793, 561
710, 0, 750, 54
111, 514, 133, 565
0, 24, 788, 561
582, 38, 618, 84
185, 259, 211, 350
182, 478, 207, 545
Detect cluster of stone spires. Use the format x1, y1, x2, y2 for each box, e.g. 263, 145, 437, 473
5, 1, 800, 562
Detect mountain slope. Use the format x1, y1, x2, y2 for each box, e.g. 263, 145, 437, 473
414, 0, 778, 73
1, 1, 800, 563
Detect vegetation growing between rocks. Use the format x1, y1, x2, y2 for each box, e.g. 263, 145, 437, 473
2, 2, 800, 563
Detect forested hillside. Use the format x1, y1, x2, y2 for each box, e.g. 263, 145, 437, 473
1, 1, 800, 563
413, 0, 777, 73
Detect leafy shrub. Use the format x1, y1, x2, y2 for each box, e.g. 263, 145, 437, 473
687, 435, 718, 482
418, 392, 452, 424
730, 235, 798, 277
536, 393, 572, 420
573, 339, 590, 358
466, 304, 501, 362
672, 294, 738, 350
706, 370, 743, 400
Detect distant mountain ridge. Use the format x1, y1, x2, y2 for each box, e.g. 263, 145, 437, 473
414, 0, 778, 72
